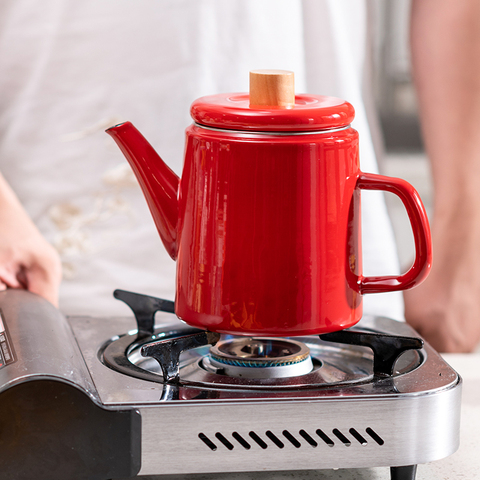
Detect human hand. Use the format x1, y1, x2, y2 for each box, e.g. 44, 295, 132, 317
404, 222, 480, 353
0, 176, 62, 306
404, 283, 480, 354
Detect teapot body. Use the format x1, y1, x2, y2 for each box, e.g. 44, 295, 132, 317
107, 92, 431, 337
176, 124, 362, 335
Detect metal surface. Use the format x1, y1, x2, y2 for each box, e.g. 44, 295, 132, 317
320, 330, 423, 376
67, 310, 461, 475
92, 315, 456, 401
101, 325, 424, 393
137, 384, 460, 475
206, 354, 314, 379
208, 337, 314, 379
210, 337, 311, 366
0, 290, 462, 478
0, 290, 98, 401
141, 330, 221, 384
194, 122, 352, 136
114, 289, 174, 336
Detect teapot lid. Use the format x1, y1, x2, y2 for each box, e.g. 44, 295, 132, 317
190, 93, 355, 132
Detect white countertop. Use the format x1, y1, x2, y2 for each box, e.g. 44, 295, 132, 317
131, 354, 479, 480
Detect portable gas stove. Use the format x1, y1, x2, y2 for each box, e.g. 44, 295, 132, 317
0, 289, 461, 480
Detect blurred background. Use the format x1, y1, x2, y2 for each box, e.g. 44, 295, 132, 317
372, 0, 432, 271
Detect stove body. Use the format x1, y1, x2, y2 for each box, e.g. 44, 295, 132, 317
0, 290, 461, 480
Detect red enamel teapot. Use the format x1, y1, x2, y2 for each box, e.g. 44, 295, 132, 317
107, 70, 432, 336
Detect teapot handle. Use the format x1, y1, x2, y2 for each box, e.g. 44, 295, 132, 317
356, 172, 432, 294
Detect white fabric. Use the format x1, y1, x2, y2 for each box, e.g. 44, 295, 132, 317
0, 0, 403, 319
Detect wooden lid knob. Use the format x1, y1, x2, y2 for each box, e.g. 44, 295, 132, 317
249, 69, 295, 108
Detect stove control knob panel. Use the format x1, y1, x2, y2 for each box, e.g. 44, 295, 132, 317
0, 311, 15, 370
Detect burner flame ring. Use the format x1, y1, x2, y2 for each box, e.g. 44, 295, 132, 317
208, 337, 314, 378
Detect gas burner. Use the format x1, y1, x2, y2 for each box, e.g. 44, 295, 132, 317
110, 330, 375, 390
207, 337, 314, 378
101, 292, 427, 393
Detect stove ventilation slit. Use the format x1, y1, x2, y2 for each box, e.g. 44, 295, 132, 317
366, 427, 385, 446
215, 432, 234, 450
249, 431, 268, 449
349, 428, 368, 446
198, 433, 217, 451
232, 432, 251, 450
299, 429, 318, 447
316, 429, 335, 447
282, 430, 301, 448
332, 429, 351, 446
265, 431, 284, 449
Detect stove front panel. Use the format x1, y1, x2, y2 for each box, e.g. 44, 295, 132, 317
138, 383, 461, 475
0, 309, 15, 370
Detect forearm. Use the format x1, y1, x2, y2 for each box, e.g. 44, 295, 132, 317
411, 0, 480, 205
405, 0, 480, 351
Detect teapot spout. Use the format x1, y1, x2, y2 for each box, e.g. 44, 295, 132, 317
106, 122, 179, 259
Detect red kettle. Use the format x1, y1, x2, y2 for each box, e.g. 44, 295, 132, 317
107, 70, 432, 336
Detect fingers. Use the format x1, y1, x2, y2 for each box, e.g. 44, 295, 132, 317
0, 249, 62, 307
0, 271, 60, 307
25, 255, 62, 308
0, 266, 25, 289
405, 295, 480, 353
27, 276, 60, 307
0, 182, 63, 307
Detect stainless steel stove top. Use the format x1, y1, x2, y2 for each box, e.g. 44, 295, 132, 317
0, 289, 462, 480
72, 313, 458, 404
